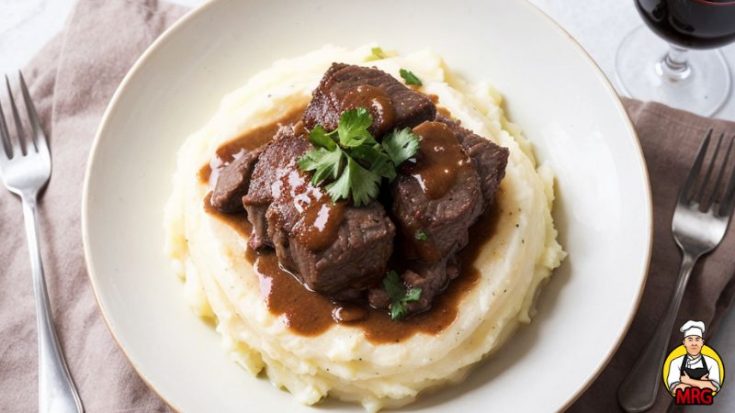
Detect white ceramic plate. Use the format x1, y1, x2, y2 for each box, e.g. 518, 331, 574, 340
82, 0, 652, 411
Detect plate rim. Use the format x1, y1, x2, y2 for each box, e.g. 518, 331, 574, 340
81, 0, 654, 410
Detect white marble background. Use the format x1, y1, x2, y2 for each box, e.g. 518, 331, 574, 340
1, 0, 734, 411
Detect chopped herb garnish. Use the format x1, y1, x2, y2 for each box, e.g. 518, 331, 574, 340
307, 125, 336, 150
325, 156, 381, 207
399, 68, 422, 86
298, 107, 419, 206
367, 47, 386, 61
382, 128, 420, 166
415, 230, 428, 241
383, 271, 422, 320
298, 146, 344, 184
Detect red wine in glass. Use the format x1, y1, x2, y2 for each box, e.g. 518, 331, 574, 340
636, 0, 735, 49
617, 0, 735, 115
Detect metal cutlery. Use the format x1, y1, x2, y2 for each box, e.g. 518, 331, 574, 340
0, 72, 84, 413
618, 130, 735, 412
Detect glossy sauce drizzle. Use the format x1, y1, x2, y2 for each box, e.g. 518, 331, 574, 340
342, 84, 396, 136
239, 205, 500, 343
207, 196, 499, 344
406, 121, 473, 199
275, 168, 347, 252
198, 108, 305, 185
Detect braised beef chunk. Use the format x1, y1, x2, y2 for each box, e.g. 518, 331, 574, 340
269, 202, 394, 297
367, 259, 460, 314
437, 116, 509, 206
404, 258, 460, 313
242, 126, 299, 250
392, 121, 484, 262
243, 204, 270, 250
304, 63, 436, 138
210, 147, 263, 213
244, 125, 395, 297
386, 120, 507, 316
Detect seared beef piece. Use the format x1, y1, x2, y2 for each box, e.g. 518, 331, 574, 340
243, 204, 270, 250
269, 202, 394, 297
403, 258, 461, 313
437, 116, 509, 206
210, 147, 263, 213
384, 120, 508, 316
391, 122, 484, 263
242, 126, 299, 250
304, 63, 436, 138
244, 125, 395, 298
367, 259, 460, 313
367, 288, 391, 310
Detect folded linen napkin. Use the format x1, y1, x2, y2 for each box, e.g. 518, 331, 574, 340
570, 99, 735, 412
0, 1, 183, 411
0, 1, 733, 412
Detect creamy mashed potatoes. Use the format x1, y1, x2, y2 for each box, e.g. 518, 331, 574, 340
164, 45, 565, 412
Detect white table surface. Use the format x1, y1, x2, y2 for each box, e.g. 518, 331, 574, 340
1, 0, 734, 411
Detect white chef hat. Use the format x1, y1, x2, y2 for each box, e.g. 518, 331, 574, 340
680, 320, 705, 338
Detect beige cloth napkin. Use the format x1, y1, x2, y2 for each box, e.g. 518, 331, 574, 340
570, 99, 735, 412
1, 1, 734, 412
0, 1, 183, 412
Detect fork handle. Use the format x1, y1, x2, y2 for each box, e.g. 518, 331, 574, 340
618, 252, 698, 412
21, 194, 84, 413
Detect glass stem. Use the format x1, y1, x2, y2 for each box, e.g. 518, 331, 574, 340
656, 44, 692, 82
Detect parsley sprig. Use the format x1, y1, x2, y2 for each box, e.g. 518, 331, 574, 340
399, 69, 422, 86
383, 271, 422, 320
298, 107, 419, 206
367, 47, 386, 61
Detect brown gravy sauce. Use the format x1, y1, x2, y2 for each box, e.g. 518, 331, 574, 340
203, 192, 252, 237
342, 84, 396, 136
276, 169, 347, 252
198, 108, 305, 186
406, 121, 473, 200
207, 199, 500, 344
201, 97, 501, 344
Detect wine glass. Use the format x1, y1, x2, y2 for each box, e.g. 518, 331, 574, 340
616, 0, 735, 116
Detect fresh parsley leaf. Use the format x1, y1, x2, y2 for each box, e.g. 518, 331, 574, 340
366, 47, 386, 61
350, 144, 396, 180
415, 230, 428, 241
382, 271, 422, 320
382, 128, 420, 166
399, 68, 422, 86
326, 157, 381, 207
309, 125, 336, 150
405, 287, 422, 301
337, 108, 375, 147
298, 147, 344, 185
298, 104, 419, 205
390, 303, 407, 321
383, 271, 404, 301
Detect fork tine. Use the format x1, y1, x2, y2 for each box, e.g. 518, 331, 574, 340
680, 129, 712, 204
5, 74, 27, 155
695, 132, 723, 204
18, 71, 40, 152
721, 136, 735, 217
708, 135, 734, 207
0, 99, 11, 159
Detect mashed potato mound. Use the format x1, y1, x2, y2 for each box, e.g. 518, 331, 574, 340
164, 45, 565, 412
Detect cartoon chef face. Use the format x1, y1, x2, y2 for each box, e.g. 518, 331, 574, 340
684, 335, 704, 357
680, 320, 706, 356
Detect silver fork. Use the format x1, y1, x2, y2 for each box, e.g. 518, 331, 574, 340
618, 130, 735, 412
0, 73, 83, 413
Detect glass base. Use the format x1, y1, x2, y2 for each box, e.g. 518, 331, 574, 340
616, 25, 732, 116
